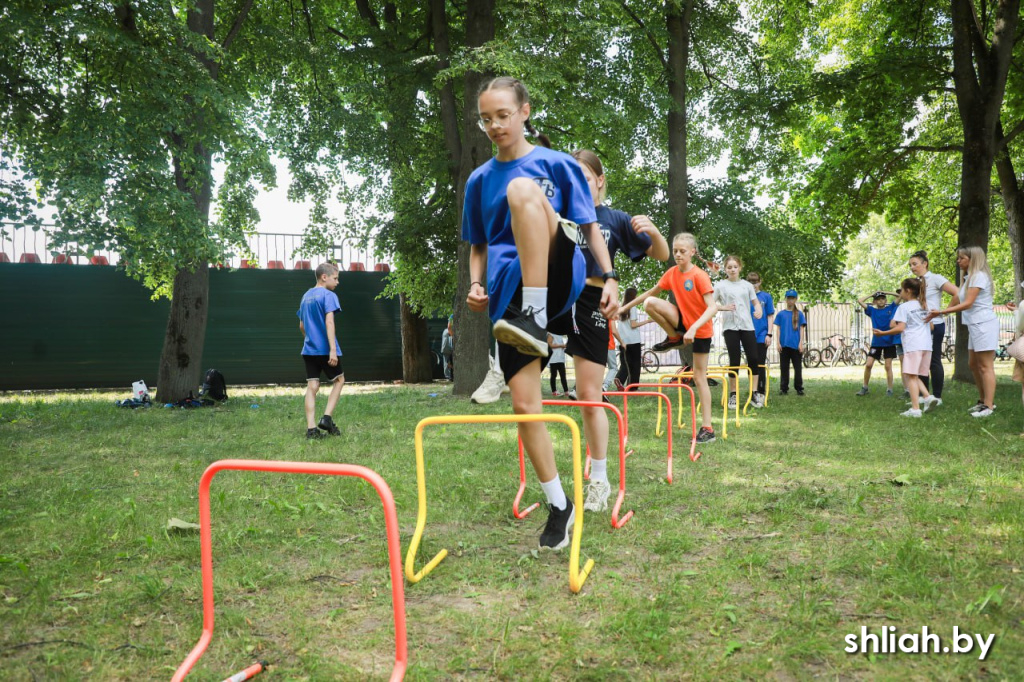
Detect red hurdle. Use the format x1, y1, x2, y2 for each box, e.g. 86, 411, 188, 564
172, 460, 407, 682
616, 384, 700, 480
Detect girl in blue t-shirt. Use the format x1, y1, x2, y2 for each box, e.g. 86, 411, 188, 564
462, 77, 618, 550
567, 149, 669, 513
773, 290, 807, 395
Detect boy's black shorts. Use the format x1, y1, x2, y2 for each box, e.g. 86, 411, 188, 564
868, 346, 897, 361
498, 220, 578, 385
558, 285, 609, 365
673, 312, 712, 354
303, 355, 344, 382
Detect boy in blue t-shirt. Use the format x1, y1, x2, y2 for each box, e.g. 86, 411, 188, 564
856, 291, 899, 397
297, 263, 344, 440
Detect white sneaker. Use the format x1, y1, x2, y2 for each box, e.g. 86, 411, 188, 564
567, 389, 577, 400
471, 368, 507, 404
583, 479, 611, 512
752, 392, 765, 409
971, 406, 994, 418
728, 393, 737, 409
900, 408, 922, 418
920, 395, 939, 412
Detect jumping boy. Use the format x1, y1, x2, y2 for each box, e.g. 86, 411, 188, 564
619, 233, 719, 443
297, 262, 345, 440
856, 290, 900, 397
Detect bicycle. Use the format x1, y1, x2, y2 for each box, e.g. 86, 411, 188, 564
822, 334, 866, 367
641, 348, 661, 373
803, 347, 821, 368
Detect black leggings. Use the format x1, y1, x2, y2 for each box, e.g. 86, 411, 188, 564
723, 329, 762, 392
779, 347, 803, 392
615, 343, 643, 390
549, 362, 568, 393
920, 322, 945, 398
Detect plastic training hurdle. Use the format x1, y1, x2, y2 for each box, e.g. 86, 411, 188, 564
406, 414, 594, 593
659, 370, 739, 436
708, 365, 756, 414
533, 400, 633, 528
172, 460, 407, 682
616, 385, 699, 481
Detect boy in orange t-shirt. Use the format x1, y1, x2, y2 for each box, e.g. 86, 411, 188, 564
619, 233, 719, 442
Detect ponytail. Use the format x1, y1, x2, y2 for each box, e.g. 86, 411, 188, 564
900, 277, 926, 307
787, 298, 800, 330
524, 118, 551, 148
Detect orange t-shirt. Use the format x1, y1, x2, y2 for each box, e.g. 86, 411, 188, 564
656, 265, 715, 339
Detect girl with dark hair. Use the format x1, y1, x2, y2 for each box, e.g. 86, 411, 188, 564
567, 149, 669, 513
614, 287, 654, 391
874, 278, 938, 417
908, 250, 960, 401
463, 77, 617, 550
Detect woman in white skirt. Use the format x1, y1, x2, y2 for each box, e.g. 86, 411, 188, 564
925, 246, 999, 417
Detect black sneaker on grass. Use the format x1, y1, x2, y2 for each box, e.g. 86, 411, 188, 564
695, 426, 716, 444
796, 389, 805, 396
318, 414, 341, 436
707, 377, 719, 387
539, 500, 575, 550
306, 428, 326, 440
493, 305, 549, 357
652, 336, 685, 352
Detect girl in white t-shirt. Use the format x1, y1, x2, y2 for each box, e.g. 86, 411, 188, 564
926, 246, 998, 417
874, 278, 938, 417
713, 256, 764, 408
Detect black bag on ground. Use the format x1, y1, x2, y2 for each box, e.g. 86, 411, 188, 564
199, 369, 228, 403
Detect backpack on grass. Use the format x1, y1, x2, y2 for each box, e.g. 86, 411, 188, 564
199, 369, 228, 403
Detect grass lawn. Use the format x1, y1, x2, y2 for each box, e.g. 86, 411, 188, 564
1, 364, 1023, 680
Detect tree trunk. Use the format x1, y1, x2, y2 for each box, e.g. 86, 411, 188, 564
157, 0, 216, 402
665, 0, 692, 235
400, 293, 433, 382
995, 126, 1024, 302
452, 0, 495, 396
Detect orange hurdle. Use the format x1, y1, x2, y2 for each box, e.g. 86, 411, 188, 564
618, 385, 700, 481
172, 460, 407, 682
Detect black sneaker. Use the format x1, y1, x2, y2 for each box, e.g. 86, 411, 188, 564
492, 306, 549, 357
796, 389, 805, 396
695, 426, 716, 443
539, 500, 575, 550
707, 377, 719, 387
779, 390, 789, 395
306, 428, 326, 440
318, 414, 341, 436
652, 336, 685, 352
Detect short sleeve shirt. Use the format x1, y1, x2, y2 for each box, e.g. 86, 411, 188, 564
923, 271, 951, 322
549, 334, 566, 363
865, 303, 898, 348
752, 291, 775, 342
617, 308, 642, 345
656, 265, 715, 339
297, 287, 342, 356
893, 300, 930, 353
714, 278, 758, 331
461, 146, 597, 323
578, 204, 653, 278
960, 271, 997, 324
773, 310, 806, 349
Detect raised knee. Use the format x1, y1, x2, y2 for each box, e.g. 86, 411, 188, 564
506, 177, 544, 206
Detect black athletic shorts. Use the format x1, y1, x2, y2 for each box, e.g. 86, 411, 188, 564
558, 285, 609, 365
868, 345, 897, 361
497, 219, 578, 385
673, 312, 712, 354
303, 354, 344, 382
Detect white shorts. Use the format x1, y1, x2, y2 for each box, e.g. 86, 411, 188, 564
966, 317, 1000, 352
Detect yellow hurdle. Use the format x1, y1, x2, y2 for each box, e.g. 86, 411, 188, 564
658, 370, 738, 437
760, 364, 770, 406
709, 365, 754, 414
405, 414, 594, 594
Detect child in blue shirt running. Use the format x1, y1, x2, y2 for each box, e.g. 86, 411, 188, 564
462, 77, 618, 551
297, 263, 344, 440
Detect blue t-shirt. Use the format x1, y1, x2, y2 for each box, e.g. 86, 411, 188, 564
297, 286, 342, 356
774, 309, 806, 349
865, 303, 898, 348
579, 204, 652, 277
461, 146, 598, 322
752, 291, 775, 342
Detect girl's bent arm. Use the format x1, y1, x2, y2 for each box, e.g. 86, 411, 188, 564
467, 243, 489, 313
632, 215, 670, 261
933, 286, 980, 316
620, 285, 662, 313
683, 293, 718, 342
941, 281, 960, 308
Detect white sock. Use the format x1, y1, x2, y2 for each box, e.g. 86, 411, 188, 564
539, 475, 568, 510
522, 286, 548, 329
590, 458, 608, 483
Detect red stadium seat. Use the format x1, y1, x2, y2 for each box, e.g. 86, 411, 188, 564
267, 260, 285, 270
294, 260, 312, 270
0, 253, 10, 263
90, 255, 109, 266
374, 263, 390, 273
19, 254, 41, 263
53, 254, 73, 264
349, 262, 366, 271
240, 259, 258, 269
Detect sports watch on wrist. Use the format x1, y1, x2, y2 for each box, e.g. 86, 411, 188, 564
602, 270, 619, 282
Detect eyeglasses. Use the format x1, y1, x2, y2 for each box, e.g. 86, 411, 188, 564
477, 108, 522, 132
